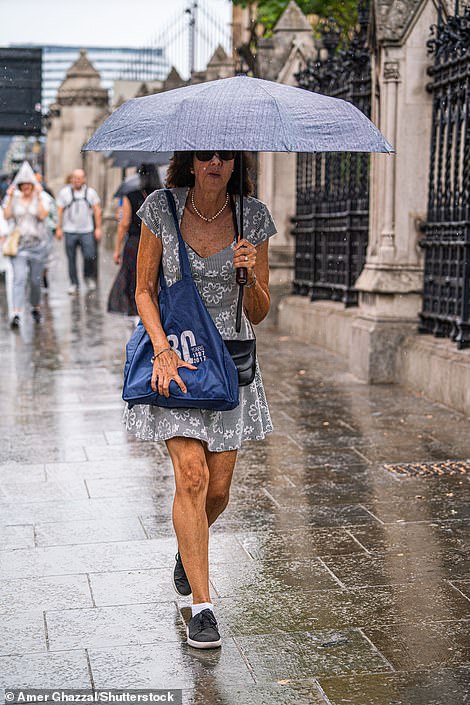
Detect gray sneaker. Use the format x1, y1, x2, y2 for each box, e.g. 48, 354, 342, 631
173, 552, 192, 597
186, 609, 221, 649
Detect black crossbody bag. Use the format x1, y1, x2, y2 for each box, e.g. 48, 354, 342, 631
223, 195, 257, 387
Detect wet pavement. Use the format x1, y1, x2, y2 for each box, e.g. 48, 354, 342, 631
0, 243, 469, 704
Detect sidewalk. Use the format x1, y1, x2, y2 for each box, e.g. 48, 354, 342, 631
0, 243, 469, 705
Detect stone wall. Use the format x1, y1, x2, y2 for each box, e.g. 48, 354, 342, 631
277, 0, 470, 414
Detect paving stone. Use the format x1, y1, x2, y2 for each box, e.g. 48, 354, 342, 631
88, 568, 175, 606
348, 519, 470, 555
215, 582, 470, 634
84, 477, 174, 501
235, 630, 392, 681
0, 574, 92, 614
263, 481, 382, 508
0, 496, 158, 524
317, 667, 470, 705
237, 528, 367, 561
87, 640, 254, 688
45, 458, 173, 480
362, 498, 470, 523
0, 525, 35, 550
0, 445, 87, 464
0, 650, 91, 691
138, 514, 175, 538
0, 464, 46, 483
0, 612, 46, 656
182, 683, 327, 705
210, 558, 339, 597
321, 551, 470, 586
46, 602, 180, 650
0, 539, 168, 579
364, 620, 470, 670
83, 444, 165, 461
450, 579, 470, 599
221, 505, 377, 531
34, 517, 147, 546
0, 478, 89, 502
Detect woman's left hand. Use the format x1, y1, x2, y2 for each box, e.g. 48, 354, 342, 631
233, 239, 256, 276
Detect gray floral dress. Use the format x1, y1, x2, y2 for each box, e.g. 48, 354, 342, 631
123, 187, 277, 452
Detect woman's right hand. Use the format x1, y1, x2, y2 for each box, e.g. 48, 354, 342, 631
151, 348, 197, 397
113, 250, 122, 265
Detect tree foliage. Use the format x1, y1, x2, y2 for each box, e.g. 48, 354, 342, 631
232, 0, 358, 39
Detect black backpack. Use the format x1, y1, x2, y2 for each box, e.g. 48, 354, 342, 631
64, 185, 93, 212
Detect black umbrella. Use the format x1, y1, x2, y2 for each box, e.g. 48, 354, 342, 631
113, 173, 142, 198
110, 150, 173, 168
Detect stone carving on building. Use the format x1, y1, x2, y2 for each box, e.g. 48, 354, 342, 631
373, 0, 424, 43
55, 48, 108, 108
383, 60, 401, 80
257, 0, 315, 80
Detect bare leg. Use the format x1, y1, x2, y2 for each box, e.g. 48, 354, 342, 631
166, 437, 211, 604
203, 447, 237, 527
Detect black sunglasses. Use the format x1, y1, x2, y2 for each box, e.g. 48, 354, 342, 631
194, 151, 235, 162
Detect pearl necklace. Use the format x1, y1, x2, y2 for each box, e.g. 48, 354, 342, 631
191, 190, 229, 222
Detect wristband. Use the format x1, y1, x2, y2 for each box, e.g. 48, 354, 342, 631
151, 347, 172, 363
245, 273, 257, 289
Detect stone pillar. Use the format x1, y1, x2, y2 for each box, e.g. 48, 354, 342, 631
257, 151, 297, 284
254, 1, 317, 283
350, 0, 436, 383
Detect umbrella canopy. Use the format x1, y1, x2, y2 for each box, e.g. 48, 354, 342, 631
113, 173, 142, 198
83, 75, 393, 155
110, 150, 173, 168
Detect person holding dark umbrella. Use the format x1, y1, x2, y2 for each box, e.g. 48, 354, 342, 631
108, 164, 161, 318
124, 150, 277, 649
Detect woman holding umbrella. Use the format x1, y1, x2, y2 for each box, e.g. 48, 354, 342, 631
124, 150, 277, 648
84, 74, 392, 652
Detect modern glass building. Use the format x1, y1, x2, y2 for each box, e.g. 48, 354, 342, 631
17, 44, 170, 112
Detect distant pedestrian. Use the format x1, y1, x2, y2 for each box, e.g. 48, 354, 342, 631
35, 173, 57, 292
108, 164, 161, 319
2, 161, 50, 328
0, 200, 13, 317
55, 169, 102, 294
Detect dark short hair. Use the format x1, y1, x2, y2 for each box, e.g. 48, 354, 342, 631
165, 151, 254, 196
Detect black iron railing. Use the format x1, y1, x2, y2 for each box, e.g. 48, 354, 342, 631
292, 3, 371, 306
419, 3, 470, 348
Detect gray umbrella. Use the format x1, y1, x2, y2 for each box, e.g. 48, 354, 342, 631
84, 75, 393, 329
84, 75, 393, 154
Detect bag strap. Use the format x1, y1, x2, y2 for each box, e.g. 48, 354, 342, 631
229, 194, 244, 333
65, 185, 92, 211
161, 189, 192, 287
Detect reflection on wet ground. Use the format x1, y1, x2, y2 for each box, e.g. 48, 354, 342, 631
0, 244, 469, 704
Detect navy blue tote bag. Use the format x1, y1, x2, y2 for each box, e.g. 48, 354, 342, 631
122, 190, 239, 411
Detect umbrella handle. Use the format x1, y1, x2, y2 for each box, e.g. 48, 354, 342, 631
236, 268, 248, 285
236, 154, 247, 288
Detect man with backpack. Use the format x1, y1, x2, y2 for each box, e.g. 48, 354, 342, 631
56, 169, 102, 293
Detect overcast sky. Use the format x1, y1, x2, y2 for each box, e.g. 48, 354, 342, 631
0, 0, 232, 72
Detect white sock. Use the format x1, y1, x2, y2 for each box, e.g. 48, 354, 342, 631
191, 602, 213, 618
